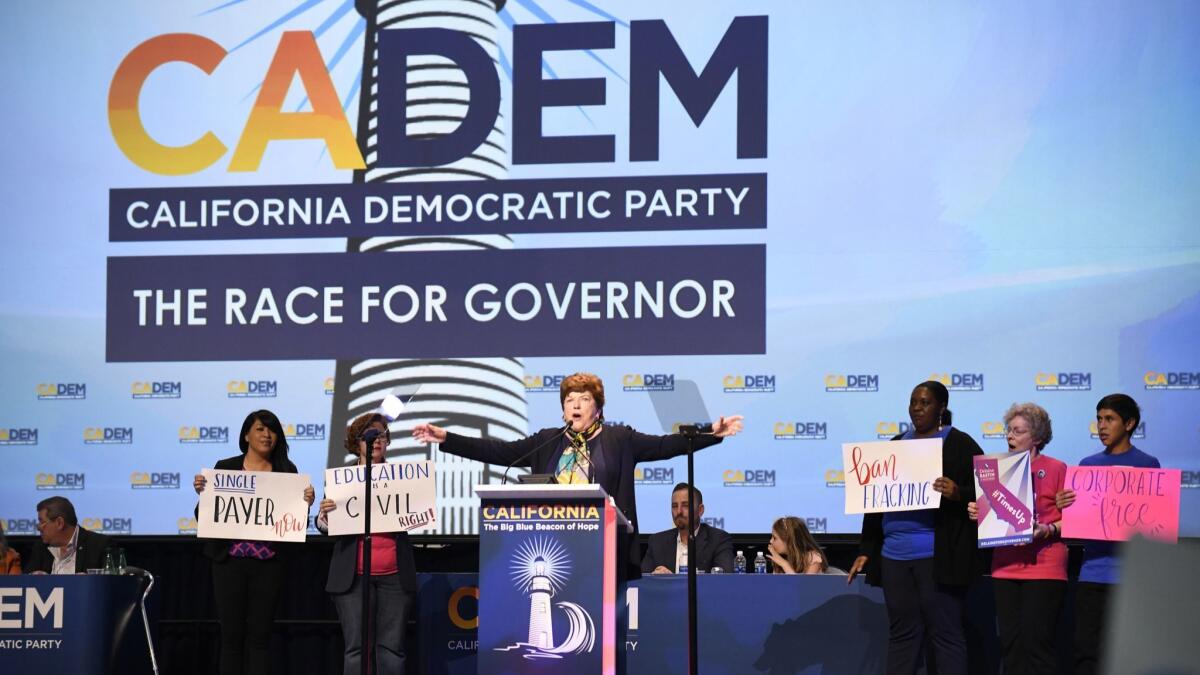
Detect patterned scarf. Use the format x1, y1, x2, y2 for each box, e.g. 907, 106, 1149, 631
556, 417, 603, 484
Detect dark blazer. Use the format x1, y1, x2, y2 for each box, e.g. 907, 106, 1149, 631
323, 531, 418, 594
198, 454, 302, 562
441, 424, 724, 571
641, 523, 735, 574
858, 427, 983, 587
25, 526, 112, 574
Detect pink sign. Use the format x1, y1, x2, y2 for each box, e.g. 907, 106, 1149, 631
1062, 466, 1181, 542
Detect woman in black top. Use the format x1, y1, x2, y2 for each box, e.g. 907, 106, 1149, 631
847, 381, 982, 675
192, 409, 314, 675
412, 372, 743, 576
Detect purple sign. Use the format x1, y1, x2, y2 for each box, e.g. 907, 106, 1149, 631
973, 451, 1035, 548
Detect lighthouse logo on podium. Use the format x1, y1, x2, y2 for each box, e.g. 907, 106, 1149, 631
496, 536, 596, 660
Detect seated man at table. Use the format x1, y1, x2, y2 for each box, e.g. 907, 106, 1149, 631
642, 483, 734, 574
25, 496, 112, 574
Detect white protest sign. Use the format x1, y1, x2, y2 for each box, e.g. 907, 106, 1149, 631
197, 469, 310, 542
323, 460, 437, 536
843, 438, 942, 514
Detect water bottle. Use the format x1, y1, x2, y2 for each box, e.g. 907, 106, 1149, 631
734, 550, 747, 574
754, 551, 767, 574
678, 548, 689, 574
103, 549, 119, 575
117, 548, 128, 574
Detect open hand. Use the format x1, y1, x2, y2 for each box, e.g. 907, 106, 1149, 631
712, 415, 745, 438
412, 423, 447, 444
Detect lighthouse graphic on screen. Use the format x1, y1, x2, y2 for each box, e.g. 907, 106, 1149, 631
498, 536, 596, 659
327, 0, 528, 534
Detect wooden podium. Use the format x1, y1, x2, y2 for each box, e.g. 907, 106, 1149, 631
474, 484, 631, 674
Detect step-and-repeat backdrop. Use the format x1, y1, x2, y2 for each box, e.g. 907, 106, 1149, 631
2, 1, 1197, 536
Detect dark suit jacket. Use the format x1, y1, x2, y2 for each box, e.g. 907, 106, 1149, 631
858, 427, 983, 587
25, 526, 112, 574
441, 425, 724, 573
198, 454, 302, 562
641, 523, 735, 573
324, 532, 418, 594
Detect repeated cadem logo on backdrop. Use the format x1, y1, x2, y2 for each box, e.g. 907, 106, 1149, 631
0, 427, 38, 445
634, 467, 674, 486
36, 383, 85, 400
722, 469, 775, 488
928, 372, 985, 392
179, 426, 230, 444
722, 374, 775, 393
35, 473, 85, 491
83, 427, 133, 445
130, 472, 181, 489
285, 423, 326, 442
80, 517, 134, 535
824, 374, 879, 393
524, 375, 567, 394
1144, 371, 1200, 391
981, 421, 1006, 440
1035, 372, 1092, 391
773, 422, 827, 441
130, 380, 181, 399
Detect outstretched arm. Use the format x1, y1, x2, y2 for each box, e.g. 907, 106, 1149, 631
413, 423, 547, 468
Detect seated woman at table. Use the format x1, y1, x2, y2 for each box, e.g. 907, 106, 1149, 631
767, 516, 828, 574
0, 521, 20, 574
413, 372, 744, 577
318, 412, 417, 675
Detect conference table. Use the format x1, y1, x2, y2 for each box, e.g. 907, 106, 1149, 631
0, 575, 149, 674
419, 572, 889, 674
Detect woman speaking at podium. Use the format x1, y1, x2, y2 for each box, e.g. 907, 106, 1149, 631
411, 372, 743, 576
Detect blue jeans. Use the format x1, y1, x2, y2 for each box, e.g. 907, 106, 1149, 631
330, 573, 413, 675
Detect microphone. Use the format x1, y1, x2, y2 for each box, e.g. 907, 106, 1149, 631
502, 423, 571, 485
677, 422, 713, 436
361, 428, 382, 446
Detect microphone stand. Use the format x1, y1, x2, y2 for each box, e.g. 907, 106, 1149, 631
359, 428, 380, 675
677, 423, 704, 675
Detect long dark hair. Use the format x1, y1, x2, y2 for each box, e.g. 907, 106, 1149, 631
0, 520, 8, 558
238, 409, 296, 473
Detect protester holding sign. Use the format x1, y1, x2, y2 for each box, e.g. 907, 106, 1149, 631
412, 372, 744, 577
192, 410, 314, 675
968, 402, 1066, 675
317, 413, 418, 675
847, 380, 982, 675
1055, 394, 1161, 675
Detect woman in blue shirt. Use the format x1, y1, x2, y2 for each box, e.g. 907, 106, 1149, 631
848, 380, 982, 675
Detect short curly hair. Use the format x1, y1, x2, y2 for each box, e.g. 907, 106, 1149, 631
344, 412, 389, 455
1003, 402, 1053, 450
559, 372, 605, 410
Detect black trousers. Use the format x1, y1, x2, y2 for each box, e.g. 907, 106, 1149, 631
211, 556, 285, 675
993, 578, 1066, 675
1073, 581, 1111, 675
330, 574, 414, 675
880, 556, 968, 675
